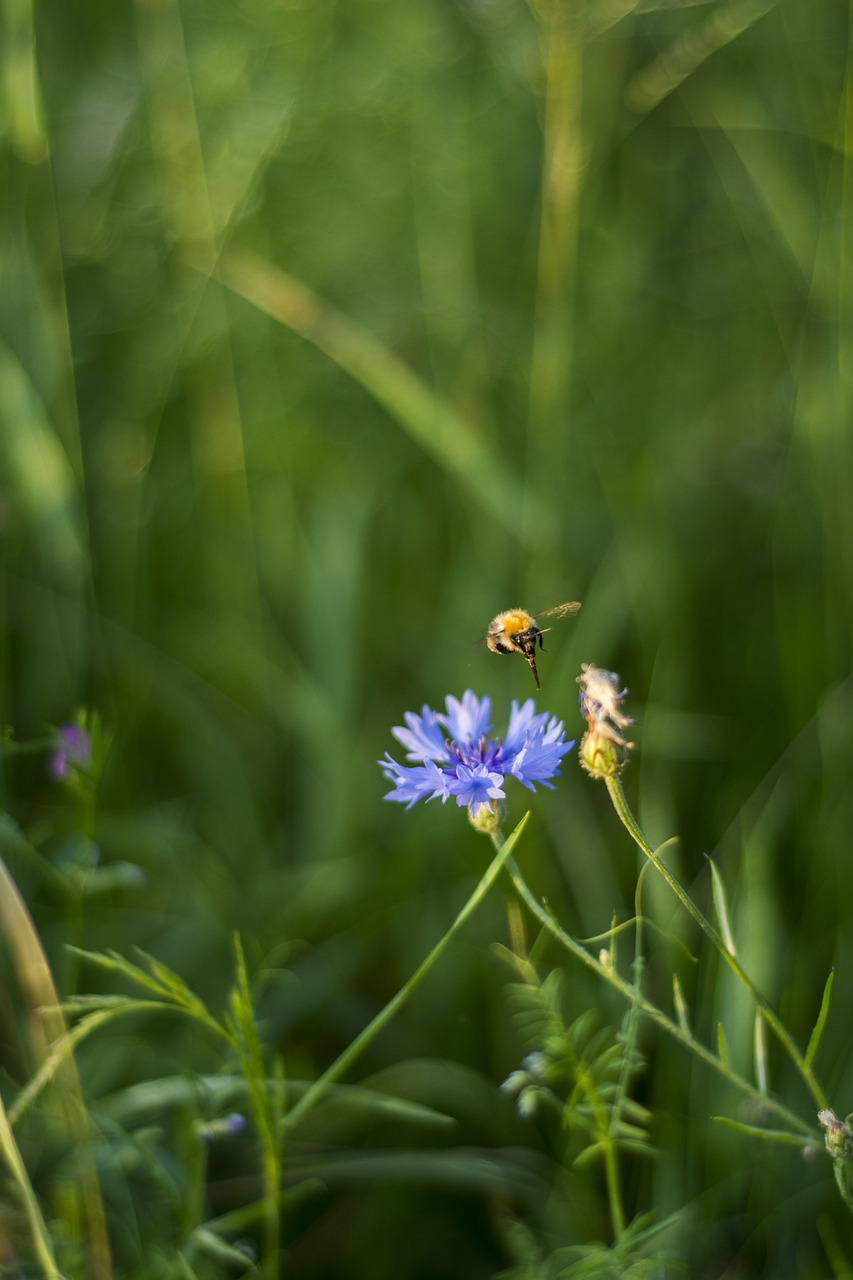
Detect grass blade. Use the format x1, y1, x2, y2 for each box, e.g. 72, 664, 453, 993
754, 1011, 768, 1094
708, 857, 736, 957
716, 1022, 730, 1070
215, 250, 534, 540
672, 974, 690, 1035
0, 856, 111, 1274
805, 969, 836, 1070
0, 342, 85, 585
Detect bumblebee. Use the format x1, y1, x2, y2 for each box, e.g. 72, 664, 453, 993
485, 601, 581, 690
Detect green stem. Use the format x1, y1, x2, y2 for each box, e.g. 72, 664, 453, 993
0, 856, 112, 1275
498, 844, 813, 1139
260, 1143, 280, 1280
604, 775, 828, 1111
286, 815, 529, 1132
603, 1128, 626, 1239
573, 1048, 626, 1239
834, 1158, 853, 1216
0, 1092, 64, 1278
499, 828, 628, 1240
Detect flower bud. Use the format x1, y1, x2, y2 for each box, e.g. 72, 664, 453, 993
819, 1108, 853, 1161
468, 799, 506, 835
579, 727, 629, 780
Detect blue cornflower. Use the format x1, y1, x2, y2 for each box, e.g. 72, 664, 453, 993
380, 691, 574, 818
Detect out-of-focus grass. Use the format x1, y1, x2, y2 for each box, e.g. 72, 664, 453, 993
1, 0, 852, 1273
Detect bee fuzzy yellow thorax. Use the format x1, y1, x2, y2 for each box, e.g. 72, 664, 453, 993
484, 599, 581, 690
491, 609, 535, 639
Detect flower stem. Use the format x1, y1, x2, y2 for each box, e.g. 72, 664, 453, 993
603, 1117, 626, 1239
286, 814, 529, 1131
834, 1158, 853, 1215
505, 893, 528, 957
604, 774, 828, 1110
498, 843, 813, 1139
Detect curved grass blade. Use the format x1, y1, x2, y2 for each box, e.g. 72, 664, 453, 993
215, 251, 536, 540
0, 1091, 61, 1279
805, 969, 836, 1070
754, 1010, 768, 1094
716, 1021, 730, 1070
672, 974, 690, 1035
708, 857, 736, 957
626, 0, 778, 114
0, 342, 85, 586
0, 855, 111, 1274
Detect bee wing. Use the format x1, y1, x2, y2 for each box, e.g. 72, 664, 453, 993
536, 600, 582, 620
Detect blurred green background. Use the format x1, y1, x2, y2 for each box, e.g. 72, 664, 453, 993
1, 0, 852, 1274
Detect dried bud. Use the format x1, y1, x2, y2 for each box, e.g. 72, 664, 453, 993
577, 664, 636, 778
577, 665, 635, 747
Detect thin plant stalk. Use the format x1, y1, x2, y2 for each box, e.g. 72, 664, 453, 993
573, 1031, 627, 1239
490, 835, 813, 1141
286, 814, 528, 1131
528, 0, 582, 434
0, 856, 112, 1275
834, 1158, 853, 1216
229, 938, 283, 1278
216, 249, 530, 541
604, 774, 828, 1110
0, 1090, 64, 1279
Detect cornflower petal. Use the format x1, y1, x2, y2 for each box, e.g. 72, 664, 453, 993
504, 698, 549, 752
439, 691, 492, 745
509, 728, 574, 791
381, 756, 448, 808
447, 764, 506, 816
542, 715, 568, 744
381, 691, 571, 820
391, 706, 449, 762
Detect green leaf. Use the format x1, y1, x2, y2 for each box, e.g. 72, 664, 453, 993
188, 1226, 258, 1267
708, 858, 736, 957
754, 1011, 768, 1094
712, 1115, 812, 1147
0, 341, 85, 585
716, 1022, 730, 1070
217, 252, 538, 543
672, 974, 690, 1034
805, 969, 835, 1069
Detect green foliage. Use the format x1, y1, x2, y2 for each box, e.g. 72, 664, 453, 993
499, 949, 652, 1161
498, 1197, 682, 1280
1, 0, 853, 1274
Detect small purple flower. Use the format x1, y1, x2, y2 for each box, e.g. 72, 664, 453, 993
380, 692, 574, 818
48, 724, 92, 780
199, 1112, 248, 1143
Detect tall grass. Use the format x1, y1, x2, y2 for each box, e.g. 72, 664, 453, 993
1, 0, 852, 1274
